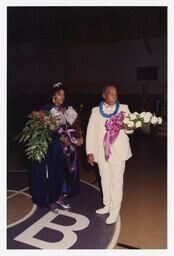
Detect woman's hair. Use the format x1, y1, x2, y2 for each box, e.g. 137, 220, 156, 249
50, 82, 65, 97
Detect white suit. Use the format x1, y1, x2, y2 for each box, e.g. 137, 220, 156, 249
86, 103, 133, 221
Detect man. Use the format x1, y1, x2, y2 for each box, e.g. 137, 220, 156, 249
86, 85, 133, 224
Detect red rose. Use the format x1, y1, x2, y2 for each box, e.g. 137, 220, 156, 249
30, 111, 37, 118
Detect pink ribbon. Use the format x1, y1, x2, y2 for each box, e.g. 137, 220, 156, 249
57, 127, 77, 145
57, 127, 77, 181
103, 111, 124, 161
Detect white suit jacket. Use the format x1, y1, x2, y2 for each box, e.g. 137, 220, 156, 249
86, 104, 133, 163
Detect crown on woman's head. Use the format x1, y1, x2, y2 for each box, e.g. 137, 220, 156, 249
53, 82, 63, 88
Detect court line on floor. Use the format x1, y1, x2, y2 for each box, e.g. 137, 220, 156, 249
7, 187, 29, 200
107, 215, 121, 249
7, 189, 37, 229
7, 172, 120, 248
80, 179, 121, 249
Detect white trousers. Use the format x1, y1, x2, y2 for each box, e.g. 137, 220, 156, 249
98, 148, 126, 220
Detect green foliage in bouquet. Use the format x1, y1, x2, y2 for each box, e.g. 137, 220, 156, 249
15, 111, 53, 162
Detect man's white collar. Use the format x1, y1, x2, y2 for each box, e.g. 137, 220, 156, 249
103, 102, 116, 108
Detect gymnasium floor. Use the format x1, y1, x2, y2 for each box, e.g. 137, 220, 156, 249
7, 133, 167, 249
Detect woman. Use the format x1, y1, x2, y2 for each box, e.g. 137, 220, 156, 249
31, 82, 83, 213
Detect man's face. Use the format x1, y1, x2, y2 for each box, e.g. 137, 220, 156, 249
52, 89, 65, 105
103, 86, 117, 105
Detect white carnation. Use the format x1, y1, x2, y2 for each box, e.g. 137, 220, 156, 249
151, 116, 158, 124
135, 121, 142, 128
64, 106, 78, 125
143, 114, 151, 123
50, 108, 58, 116
130, 113, 137, 120
127, 121, 134, 128
158, 117, 163, 124
124, 112, 129, 117
140, 112, 146, 118
123, 117, 129, 124
50, 107, 65, 125
146, 112, 153, 118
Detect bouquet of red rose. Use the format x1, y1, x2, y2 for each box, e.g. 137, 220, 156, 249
15, 106, 81, 162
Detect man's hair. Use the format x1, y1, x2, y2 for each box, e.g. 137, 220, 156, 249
102, 84, 118, 93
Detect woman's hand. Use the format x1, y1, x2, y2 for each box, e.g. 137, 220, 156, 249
75, 137, 83, 146
60, 135, 71, 145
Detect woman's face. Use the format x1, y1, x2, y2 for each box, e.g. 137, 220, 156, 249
52, 89, 65, 105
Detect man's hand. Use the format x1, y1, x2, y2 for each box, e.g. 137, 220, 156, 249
87, 154, 95, 166
124, 128, 134, 134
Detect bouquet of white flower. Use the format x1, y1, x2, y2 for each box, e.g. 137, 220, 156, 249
123, 111, 163, 130
64, 106, 78, 125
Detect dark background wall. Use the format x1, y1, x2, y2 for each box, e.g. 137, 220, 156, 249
8, 37, 166, 97
7, 7, 167, 169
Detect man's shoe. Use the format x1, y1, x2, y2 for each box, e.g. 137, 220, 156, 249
95, 207, 109, 214
56, 198, 71, 209
106, 215, 117, 225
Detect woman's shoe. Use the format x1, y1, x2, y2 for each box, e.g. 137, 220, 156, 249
49, 203, 59, 214
56, 198, 71, 209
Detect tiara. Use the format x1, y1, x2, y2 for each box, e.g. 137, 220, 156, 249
53, 82, 63, 88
